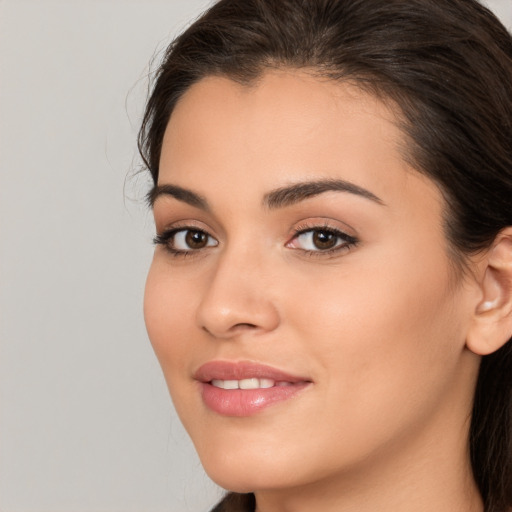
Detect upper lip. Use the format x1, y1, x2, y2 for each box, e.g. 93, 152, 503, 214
194, 360, 311, 383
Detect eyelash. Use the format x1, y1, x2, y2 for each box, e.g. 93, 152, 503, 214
153, 224, 358, 258
153, 227, 217, 258
288, 223, 358, 257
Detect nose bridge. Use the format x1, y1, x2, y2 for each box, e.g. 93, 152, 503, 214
196, 238, 279, 338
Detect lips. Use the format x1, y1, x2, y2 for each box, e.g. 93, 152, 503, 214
194, 361, 311, 417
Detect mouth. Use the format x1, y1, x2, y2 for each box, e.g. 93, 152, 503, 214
194, 361, 312, 417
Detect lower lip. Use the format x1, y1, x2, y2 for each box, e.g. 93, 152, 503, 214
200, 382, 310, 417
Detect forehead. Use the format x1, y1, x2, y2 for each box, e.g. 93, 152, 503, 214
163, 71, 403, 165
159, 70, 439, 215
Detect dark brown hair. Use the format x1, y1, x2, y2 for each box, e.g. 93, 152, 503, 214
138, 1, 512, 510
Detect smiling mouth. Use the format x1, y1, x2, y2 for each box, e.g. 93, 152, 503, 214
195, 361, 311, 416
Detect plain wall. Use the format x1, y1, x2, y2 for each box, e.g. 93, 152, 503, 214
0, 1, 510, 511
0, 1, 221, 511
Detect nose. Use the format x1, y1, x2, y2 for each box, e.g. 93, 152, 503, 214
196, 249, 280, 339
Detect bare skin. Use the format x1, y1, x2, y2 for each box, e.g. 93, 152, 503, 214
143, 70, 506, 512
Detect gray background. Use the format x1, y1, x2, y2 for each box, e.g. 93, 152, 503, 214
0, 1, 510, 511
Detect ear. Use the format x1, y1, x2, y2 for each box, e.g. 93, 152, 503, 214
466, 228, 512, 356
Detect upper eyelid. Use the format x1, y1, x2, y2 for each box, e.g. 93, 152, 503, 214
157, 225, 217, 240
156, 219, 216, 236
291, 217, 357, 237
289, 226, 357, 243
154, 206, 356, 233
294, 225, 348, 235
155, 218, 358, 243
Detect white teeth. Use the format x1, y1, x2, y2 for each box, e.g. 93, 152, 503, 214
239, 378, 260, 390
223, 380, 239, 390
210, 378, 277, 389
260, 378, 274, 389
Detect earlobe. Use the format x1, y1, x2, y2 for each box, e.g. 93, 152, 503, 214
466, 228, 512, 356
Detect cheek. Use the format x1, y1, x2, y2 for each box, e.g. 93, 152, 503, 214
144, 260, 208, 430
144, 260, 195, 374
288, 245, 465, 440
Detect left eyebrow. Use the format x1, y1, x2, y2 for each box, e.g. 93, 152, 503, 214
263, 179, 385, 209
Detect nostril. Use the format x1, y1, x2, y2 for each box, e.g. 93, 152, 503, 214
202, 322, 258, 338
233, 323, 258, 329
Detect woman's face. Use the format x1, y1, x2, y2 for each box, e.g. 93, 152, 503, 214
144, 71, 480, 492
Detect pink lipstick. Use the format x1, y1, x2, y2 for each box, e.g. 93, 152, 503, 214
194, 361, 311, 417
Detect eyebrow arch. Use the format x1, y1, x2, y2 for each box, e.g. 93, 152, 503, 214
147, 184, 210, 210
263, 179, 384, 209
148, 178, 384, 210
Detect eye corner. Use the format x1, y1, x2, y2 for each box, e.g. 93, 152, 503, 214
153, 226, 219, 257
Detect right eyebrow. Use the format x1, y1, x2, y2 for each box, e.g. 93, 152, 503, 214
263, 178, 385, 209
147, 184, 210, 211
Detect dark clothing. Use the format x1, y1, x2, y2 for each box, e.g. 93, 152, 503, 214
210, 493, 256, 512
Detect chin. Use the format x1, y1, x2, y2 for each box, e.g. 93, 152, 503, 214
203, 461, 289, 494
194, 437, 302, 493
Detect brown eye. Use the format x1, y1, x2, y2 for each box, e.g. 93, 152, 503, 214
185, 230, 209, 249
312, 230, 338, 250
153, 228, 218, 254
287, 227, 358, 254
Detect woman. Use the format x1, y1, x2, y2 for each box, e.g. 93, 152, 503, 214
139, 0, 512, 511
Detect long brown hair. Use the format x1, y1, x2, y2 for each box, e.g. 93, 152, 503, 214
139, 1, 512, 510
